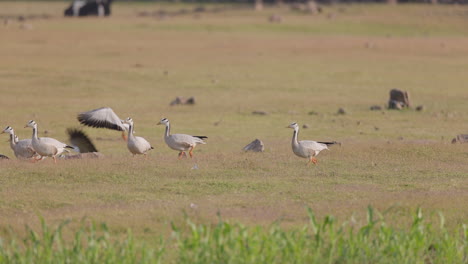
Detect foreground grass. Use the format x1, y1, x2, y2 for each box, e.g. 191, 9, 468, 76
0, 208, 466, 263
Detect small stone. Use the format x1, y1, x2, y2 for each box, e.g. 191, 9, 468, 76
308, 111, 319, 115
302, 124, 309, 129
170, 96, 195, 106
416, 105, 425, 112
243, 139, 264, 152
370, 105, 382, 111
356, 121, 361, 126
451, 134, 468, 144
337, 108, 346, 115
268, 14, 282, 23
374, 126, 379, 131
252, 111, 268, 116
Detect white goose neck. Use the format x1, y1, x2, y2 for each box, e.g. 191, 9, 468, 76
127, 123, 135, 139
32, 125, 39, 140
9, 133, 16, 148
292, 127, 299, 146
164, 122, 170, 137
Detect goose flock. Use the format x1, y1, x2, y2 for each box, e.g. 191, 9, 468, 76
1, 107, 339, 165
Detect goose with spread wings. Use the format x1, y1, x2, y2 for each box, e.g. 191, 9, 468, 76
77, 107, 130, 140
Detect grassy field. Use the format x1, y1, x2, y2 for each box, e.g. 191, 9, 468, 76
0, 1, 467, 260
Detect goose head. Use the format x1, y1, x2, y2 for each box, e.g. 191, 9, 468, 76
123, 117, 134, 126
2, 126, 14, 135
287, 122, 299, 130
24, 120, 37, 129
157, 118, 169, 126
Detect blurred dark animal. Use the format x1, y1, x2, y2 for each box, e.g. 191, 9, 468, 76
0, 154, 9, 160
64, 0, 112, 17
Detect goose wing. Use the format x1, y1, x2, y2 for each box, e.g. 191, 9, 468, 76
67, 128, 98, 153
40, 137, 73, 149
172, 134, 206, 145
298, 140, 328, 153
135, 136, 153, 151
317, 141, 340, 147
77, 107, 126, 131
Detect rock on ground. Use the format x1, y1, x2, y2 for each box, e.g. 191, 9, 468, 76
388, 89, 410, 110
243, 139, 265, 152
451, 134, 468, 144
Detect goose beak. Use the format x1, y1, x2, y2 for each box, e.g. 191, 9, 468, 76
156, 121, 162, 125
24, 125, 28, 128
1, 131, 4, 134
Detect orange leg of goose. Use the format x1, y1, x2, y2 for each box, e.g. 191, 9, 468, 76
189, 146, 195, 158
53, 156, 57, 164
122, 131, 127, 141
178, 152, 186, 159
307, 157, 318, 165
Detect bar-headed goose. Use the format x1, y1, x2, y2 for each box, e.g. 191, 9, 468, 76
2, 126, 37, 160
287, 122, 339, 165
77, 107, 130, 140
123, 118, 153, 157
24, 120, 74, 163
157, 118, 207, 159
